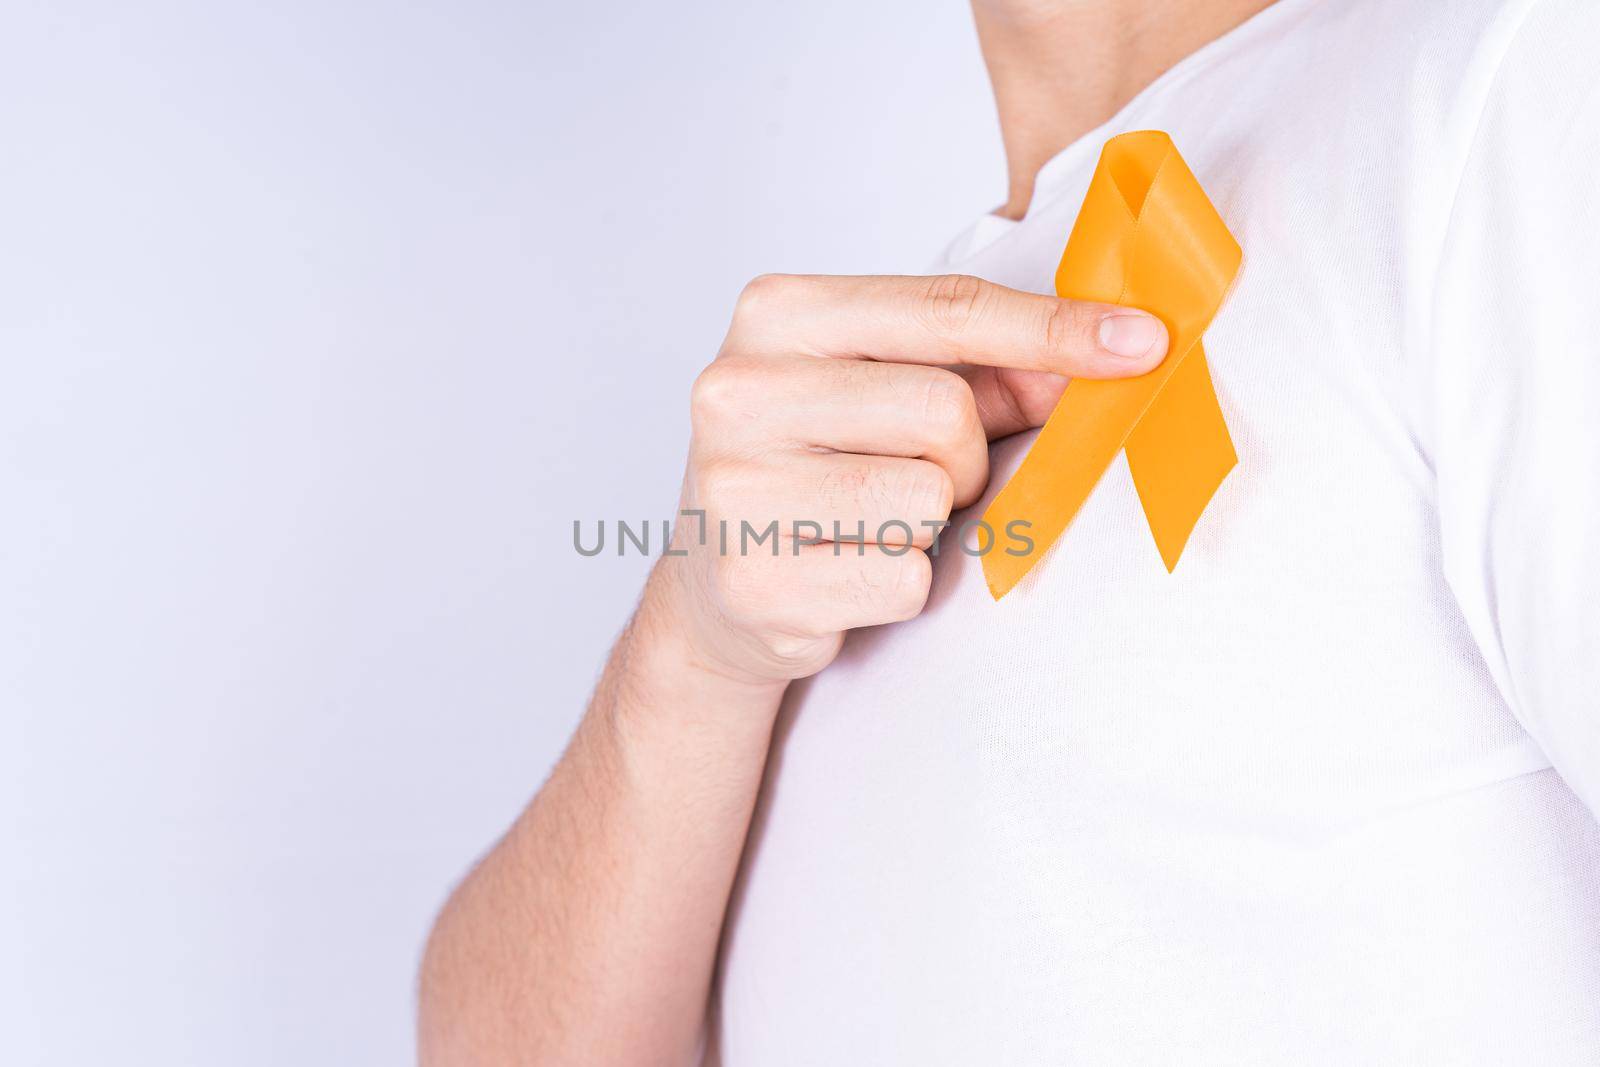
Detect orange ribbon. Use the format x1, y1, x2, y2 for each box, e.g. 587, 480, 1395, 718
981, 131, 1242, 600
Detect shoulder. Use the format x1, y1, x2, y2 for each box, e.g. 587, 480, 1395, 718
1448, 0, 1600, 198
1404, 0, 1599, 113
1475, 0, 1600, 125
1263, 0, 1578, 143
1394, 0, 1600, 256
1335, 0, 1595, 103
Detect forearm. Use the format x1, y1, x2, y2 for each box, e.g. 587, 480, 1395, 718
416, 267, 1155, 1063
417, 571, 786, 1066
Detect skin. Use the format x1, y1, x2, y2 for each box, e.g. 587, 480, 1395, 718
417, 2, 1276, 1064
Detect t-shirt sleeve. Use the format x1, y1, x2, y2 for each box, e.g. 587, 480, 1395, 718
1428, 0, 1600, 813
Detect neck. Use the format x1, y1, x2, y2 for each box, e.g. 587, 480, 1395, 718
972, 0, 1276, 218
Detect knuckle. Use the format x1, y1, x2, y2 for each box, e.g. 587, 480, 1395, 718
918, 371, 981, 445
881, 551, 933, 620
689, 363, 731, 425
762, 632, 808, 660
712, 553, 767, 621
899, 551, 934, 613
762, 631, 844, 677
763, 631, 824, 662
920, 273, 991, 335
732, 273, 796, 323
844, 550, 918, 611
693, 456, 745, 510
1042, 298, 1094, 363
895, 462, 954, 521
689, 357, 759, 426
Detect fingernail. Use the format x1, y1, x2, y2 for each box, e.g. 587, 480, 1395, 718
1097, 312, 1167, 362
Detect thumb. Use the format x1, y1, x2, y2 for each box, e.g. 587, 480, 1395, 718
963, 365, 1073, 440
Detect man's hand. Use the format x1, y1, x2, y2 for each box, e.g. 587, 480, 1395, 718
418, 273, 1165, 1067
649, 272, 1168, 684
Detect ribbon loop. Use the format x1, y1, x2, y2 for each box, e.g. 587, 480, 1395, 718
980, 131, 1242, 599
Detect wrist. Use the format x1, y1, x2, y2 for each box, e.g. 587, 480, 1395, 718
631, 571, 790, 707
602, 562, 789, 739
589, 589, 786, 799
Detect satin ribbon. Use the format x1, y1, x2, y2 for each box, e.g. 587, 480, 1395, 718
981, 130, 1242, 600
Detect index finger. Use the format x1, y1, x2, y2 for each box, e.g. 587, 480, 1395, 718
721, 273, 1168, 378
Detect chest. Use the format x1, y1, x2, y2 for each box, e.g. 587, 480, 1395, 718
762, 172, 1530, 838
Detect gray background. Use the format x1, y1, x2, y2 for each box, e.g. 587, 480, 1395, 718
2, 1, 1001, 1063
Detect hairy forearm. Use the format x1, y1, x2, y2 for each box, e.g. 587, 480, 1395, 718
417, 573, 787, 1066
416, 263, 1146, 1061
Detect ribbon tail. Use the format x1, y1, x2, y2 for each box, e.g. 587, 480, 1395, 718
1124, 342, 1237, 572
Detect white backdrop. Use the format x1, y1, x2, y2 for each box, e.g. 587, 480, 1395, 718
1, 2, 1001, 1063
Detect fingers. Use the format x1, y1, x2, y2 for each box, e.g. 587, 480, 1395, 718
722, 272, 1168, 378
711, 542, 933, 638
960, 365, 1074, 440
673, 270, 1136, 683
699, 452, 955, 550
692, 356, 990, 506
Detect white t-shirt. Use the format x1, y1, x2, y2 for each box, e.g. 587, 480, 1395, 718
711, 0, 1600, 1062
